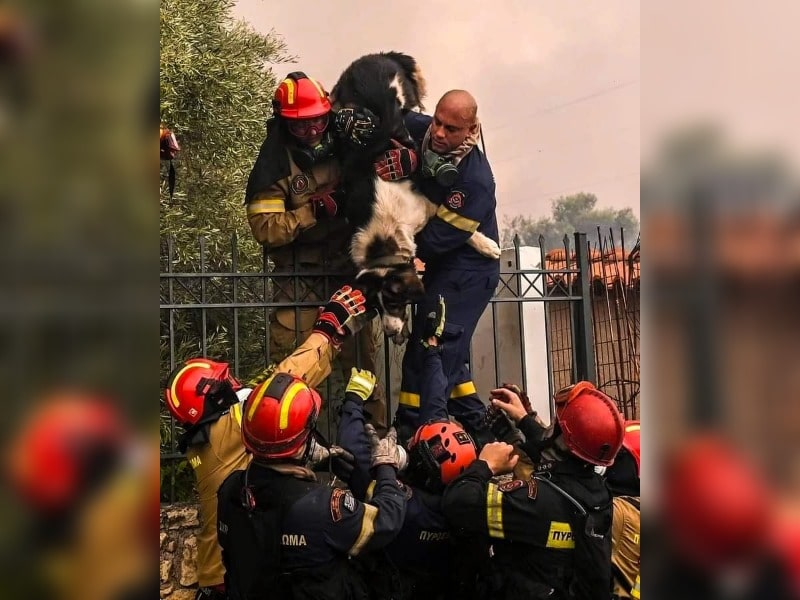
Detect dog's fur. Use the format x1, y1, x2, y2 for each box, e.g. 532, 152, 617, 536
331, 51, 427, 230
331, 52, 500, 341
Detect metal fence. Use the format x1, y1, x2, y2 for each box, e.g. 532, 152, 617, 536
160, 231, 638, 501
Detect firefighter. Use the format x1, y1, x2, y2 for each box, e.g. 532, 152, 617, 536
442, 381, 625, 599
337, 297, 483, 599
244, 72, 415, 429
216, 372, 407, 599
163, 284, 370, 599
397, 89, 500, 447
605, 420, 641, 599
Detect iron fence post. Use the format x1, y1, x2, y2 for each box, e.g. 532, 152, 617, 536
573, 232, 597, 383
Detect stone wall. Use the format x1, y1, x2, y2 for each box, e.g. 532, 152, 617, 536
160, 504, 202, 600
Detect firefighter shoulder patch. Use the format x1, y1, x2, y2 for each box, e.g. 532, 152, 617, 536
330, 488, 345, 522
290, 174, 310, 195
498, 479, 525, 493
527, 478, 538, 500
446, 190, 465, 210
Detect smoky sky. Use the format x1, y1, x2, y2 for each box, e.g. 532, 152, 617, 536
234, 0, 640, 223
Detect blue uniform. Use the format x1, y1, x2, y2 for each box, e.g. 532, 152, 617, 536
338, 351, 476, 599
397, 111, 500, 442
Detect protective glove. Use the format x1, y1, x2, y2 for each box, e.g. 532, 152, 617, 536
364, 424, 408, 471
309, 190, 338, 220
421, 295, 446, 349
346, 368, 377, 402
374, 140, 419, 181
334, 107, 380, 147
500, 382, 546, 427
307, 439, 356, 480
313, 285, 367, 347
484, 405, 525, 445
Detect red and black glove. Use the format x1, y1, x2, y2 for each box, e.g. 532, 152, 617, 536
374, 140, 419, 182
310, 190, 339, 220
313, 285, 367, 346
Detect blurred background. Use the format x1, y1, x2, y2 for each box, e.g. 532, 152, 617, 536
0, 0, 798, 598
642, 1, 800, 597
0, 0, 157, 598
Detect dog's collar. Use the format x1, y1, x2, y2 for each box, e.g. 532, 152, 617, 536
364, 255, 414, 269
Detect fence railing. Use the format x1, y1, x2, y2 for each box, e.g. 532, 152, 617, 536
159, 231, 639, 501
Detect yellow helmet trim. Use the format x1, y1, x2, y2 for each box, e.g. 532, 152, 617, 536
168, 361, 212, 409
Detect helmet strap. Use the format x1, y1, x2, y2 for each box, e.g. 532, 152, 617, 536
406, 435, 450, 492
240, 462, 257, 512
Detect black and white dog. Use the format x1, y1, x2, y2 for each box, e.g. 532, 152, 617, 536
331, 52, 499, 341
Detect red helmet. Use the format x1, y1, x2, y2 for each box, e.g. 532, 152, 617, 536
554, 382, 624, 467
164, 358, 241, 426
408, 420, 477, 487
241, 372, 322, 460
6, 394, 129, 514
622, 420, 641, 475
273, 72, 331, 120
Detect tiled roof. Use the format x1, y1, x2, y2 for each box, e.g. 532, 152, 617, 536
545, 247, 640, 290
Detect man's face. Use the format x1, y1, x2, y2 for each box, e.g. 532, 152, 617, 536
429, 101, 476, 154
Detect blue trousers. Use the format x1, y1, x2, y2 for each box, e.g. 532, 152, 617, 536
396, 266, 499, 442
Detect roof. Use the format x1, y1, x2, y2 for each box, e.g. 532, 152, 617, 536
545, 247, 640, 291
412, 247, 640, 291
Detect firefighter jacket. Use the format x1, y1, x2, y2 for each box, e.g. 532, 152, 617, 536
271, 331, 338, 391
404, 111, 500, 275
186, 336, 336, 587
611, 496, 640, 599
217, 461, 407, 600
244, 132, 352, 272
442, 456, 613, 599
187, 401, 250, 588
338, 349, 471, 599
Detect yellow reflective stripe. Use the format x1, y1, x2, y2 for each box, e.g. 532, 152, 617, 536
436, 204, 479, 233
626, 422, 640, 434
486, 482, 504, 539
365, 481, 376, 501
545, 521, 575, 549
399, 391, 420, 408
168, 361, 211, 409
348, 503, 378, 556
231, 402, 243, 427
450, 381, 477, 398
631, 574, 640, 598
278, 381, 307, 430
283, 78, 295, 104
308, 77, 325, 98
246, 198, 285, 216
246, 375, 275, 422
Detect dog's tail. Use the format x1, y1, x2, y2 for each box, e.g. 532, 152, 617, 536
383, 51, 427, 111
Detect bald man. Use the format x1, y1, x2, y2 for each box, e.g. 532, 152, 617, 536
396, 90, 500, 447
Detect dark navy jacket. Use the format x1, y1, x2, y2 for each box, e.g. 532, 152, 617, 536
338, 349, 467, 599
405, 111, 500, 274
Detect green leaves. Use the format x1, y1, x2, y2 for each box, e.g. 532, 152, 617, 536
159, 0, 294, 241
501, 192, 639, 251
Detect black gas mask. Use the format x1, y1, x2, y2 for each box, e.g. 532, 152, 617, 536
421, 148, 459, 186
289, 131, 336, 171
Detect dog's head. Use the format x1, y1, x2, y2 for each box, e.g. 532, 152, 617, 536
355, 263, 425, 339
331, 51, 426, 152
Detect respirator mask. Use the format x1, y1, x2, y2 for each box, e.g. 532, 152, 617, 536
421, 149, 459, 186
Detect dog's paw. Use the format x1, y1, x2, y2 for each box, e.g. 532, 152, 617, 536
470, 232, 501, 260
